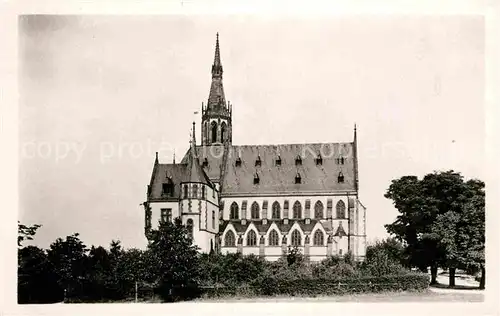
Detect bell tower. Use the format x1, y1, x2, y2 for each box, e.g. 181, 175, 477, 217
201, 33, 232, 146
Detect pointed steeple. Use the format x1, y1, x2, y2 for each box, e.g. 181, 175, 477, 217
207, 33, 226, 111
212, 32, 223, 78
154, 152, 159, 165
202, 33, 232, 145
186, 122, 211, 186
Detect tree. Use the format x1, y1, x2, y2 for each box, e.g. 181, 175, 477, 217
18, 222, 42, 247
47, 233, 88, 299
432, 186, 485, 288
18, 246, 62, 303
385, 171, 484, 286
147, 217, 201, 301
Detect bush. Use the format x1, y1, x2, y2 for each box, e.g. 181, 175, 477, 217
250, 273, 429, 297
361, 248, 408, 277
312, 255, 360, 279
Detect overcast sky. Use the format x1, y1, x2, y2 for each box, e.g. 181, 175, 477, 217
19, 15, 484, 250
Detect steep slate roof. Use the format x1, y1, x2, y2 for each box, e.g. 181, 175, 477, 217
181, 145, 225, 181
148, 163, 188, 201
186, 145, 212, 186
221, 143, 356, 196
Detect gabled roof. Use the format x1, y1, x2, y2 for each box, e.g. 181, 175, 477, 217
222, 143, 355, 196
219, 219, 335, 235
181, 142, 356, 195
148, 163, 188, 201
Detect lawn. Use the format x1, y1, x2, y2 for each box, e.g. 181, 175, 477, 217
194, 289, 484, 303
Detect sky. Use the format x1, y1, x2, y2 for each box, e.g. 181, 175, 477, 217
18, 15, 485, 250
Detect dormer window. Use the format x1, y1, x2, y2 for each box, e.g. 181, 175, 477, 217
235, 157, 242, 167
295, 155, 302, 166
162, 178, 174, 197
255, 155, 261, 167
316, 154, 323, 165
202, 157, 209, 167
254, 173, 260, 185
295, 173, 302, 184
275, 156, 281, 166
338, 172, 345, 183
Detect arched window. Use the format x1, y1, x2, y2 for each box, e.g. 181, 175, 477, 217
251, 202, 260, 219
292, 201, 302, 219
192, 184, 198, 198
230, 202, 239, 220
336, 200, 346, 219
271, 202, 281, 219
268, 230, 279, 246
211, 121, 217, 143
314, 201, 324, 219
247, 230, 257, 246
202, 185, 206, 199
186, 219, 193, 240
291, 230, 301, 246
313, 230, 324, 246
183, 185, 188, 199
221, 122, 227, 143
224, 230, 235, 247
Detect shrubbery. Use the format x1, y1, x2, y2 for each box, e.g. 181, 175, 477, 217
19, 220, 428, 303
197, 243, 429, 299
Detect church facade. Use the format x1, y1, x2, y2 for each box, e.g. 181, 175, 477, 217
143, 34, 367, 261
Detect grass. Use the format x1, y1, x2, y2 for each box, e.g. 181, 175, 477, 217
194, 290, 484, 303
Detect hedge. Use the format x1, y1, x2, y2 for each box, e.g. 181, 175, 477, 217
202, 273, 429, 297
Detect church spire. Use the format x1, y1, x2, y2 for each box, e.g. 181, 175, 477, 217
212, 32, 223, 78
202, 33, 232, 145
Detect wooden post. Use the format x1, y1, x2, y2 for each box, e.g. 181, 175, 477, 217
135, 281, 138, 303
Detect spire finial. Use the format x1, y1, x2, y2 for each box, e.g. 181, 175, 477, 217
191, 121, 197, 155
155, 151, 159, 164
173, 149, 176, 164
354, 123, 357, 143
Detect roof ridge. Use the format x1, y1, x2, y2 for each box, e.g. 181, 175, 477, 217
231, 142, 353, 147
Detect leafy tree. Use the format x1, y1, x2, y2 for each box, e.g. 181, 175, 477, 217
18, 222, 42, 247
147, 217, 201, 301
47, 233, 88, 299
385, 171, 485, 286
18, 246, 62, 303
432, 187, 485, 288
84, 245, 114, 300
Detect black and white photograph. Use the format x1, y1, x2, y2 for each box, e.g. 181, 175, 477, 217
1, 1, 499, 314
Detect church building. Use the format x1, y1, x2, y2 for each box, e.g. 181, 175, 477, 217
143, 34, 367, 261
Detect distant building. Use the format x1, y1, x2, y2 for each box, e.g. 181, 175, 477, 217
143, 34, 367, 261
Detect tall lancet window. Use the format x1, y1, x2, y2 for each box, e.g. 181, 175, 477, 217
221, 122, 226, 143
211, 122, 217, 143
